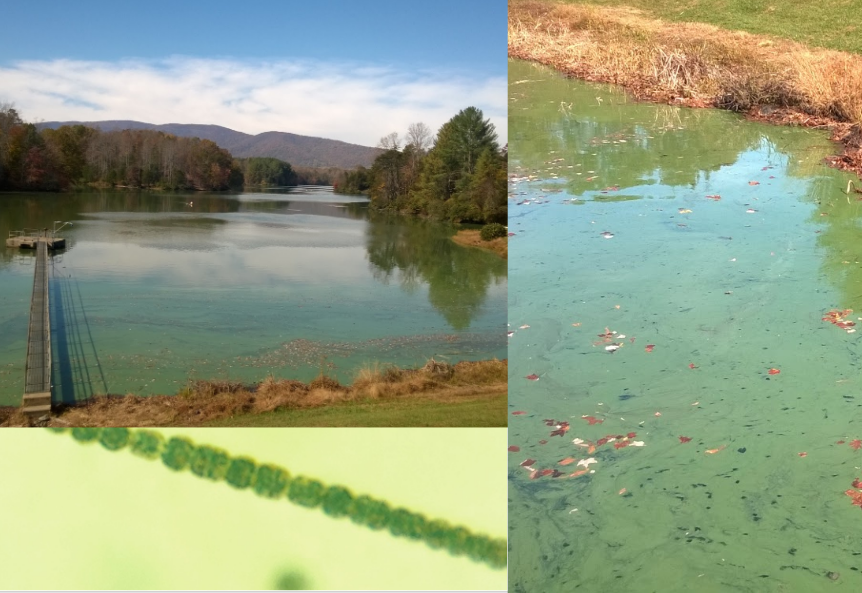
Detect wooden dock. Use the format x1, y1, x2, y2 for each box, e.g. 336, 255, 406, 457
21, 240, 52, 417
6, 229, 65, 250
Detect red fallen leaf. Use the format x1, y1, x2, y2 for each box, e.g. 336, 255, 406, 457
582, 415, 604, 425
798, 452, 807, 457
520, 458, 537, 467
749, 181, 760, 185
539, 469, 555, 477
852, 478, 862, 489
508, 446, 521, 452
837, 440, 846, 444
511, 411, 527, 416
768, 368, 780, 375
538, 439, 548, 445
689, 363, 697, 369
630, 336, 636, 344
705, 194, 721, 200
550, 428, 568, 437
525, 374, 540, 381
551, 469, 565, 478
529, 469, 540, 480
568, 469, 589, 478
596, 437, 610, 446
614, 440, 630, 450
850, 439, 862, 450
845, 489, 862, 507
626, 432, 637, 438
679, 436, 692, 443
559, 457, 577, 466
645, 344, 655, 352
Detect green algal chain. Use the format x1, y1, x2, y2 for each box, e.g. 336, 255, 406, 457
49, 427, 507, 570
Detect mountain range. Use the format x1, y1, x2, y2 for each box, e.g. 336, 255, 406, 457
35, 120, 382, 169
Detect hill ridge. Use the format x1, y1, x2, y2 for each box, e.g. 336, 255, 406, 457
35, 120, 381, 168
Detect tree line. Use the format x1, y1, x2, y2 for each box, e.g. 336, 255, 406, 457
334, 107, 506, 225
0, 104, 335, 191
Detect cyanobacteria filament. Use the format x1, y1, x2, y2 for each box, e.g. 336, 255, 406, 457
50, 427, 507, 570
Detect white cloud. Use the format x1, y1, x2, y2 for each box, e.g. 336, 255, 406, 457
0, 57, 507, 147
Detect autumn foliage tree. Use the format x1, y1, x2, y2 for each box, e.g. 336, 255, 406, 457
338, 107, 506, 224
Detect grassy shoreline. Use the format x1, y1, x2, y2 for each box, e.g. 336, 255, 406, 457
451, 229, 508, 258
0, 358, 507, 427
508, 0, 862, 177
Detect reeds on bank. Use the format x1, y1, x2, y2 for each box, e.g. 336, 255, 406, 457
509, 0, 862, 127
0, 359, 507, 427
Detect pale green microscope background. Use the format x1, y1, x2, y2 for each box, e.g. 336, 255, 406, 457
0, 428, 507, 590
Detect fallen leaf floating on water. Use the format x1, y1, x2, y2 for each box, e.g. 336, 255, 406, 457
746, 209, 757, 213
558, 457, 577, 466
520, 459, 537, 467
844, 483, 862, 508
850, 439, 862, 450
705, 445, 726, 454
689, 363, 697, 369
627, 432, 637, 438
679, 436, 692, 443
586, 176, 598, 181
822, 309, 856, 333
507, 331, 514, 337
645, 344, 656, 352
600, 231, 614, 239
837, 440, 846, 445
605, 344, 622, 353
569, 469, 589, 478
577, 458, 598, 468
678, 208, 693, 214
654, 412, 662, 417
749, 181, 760, 186
508, 446, 520, 452
853, 478, 862, 489
798, 452, 807, 457
630, 441, 646, 447
768, 368, 781, 375
519, 324, 530, 329
614, 441, 629, 450
572, 322, 581, 327
705, 194, 721, 201
511, 411, 527, 416
618, 488, 627, 495
582, 415, 604, 425
525, 374, 540, 381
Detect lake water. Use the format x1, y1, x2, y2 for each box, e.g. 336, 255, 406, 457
0, 186, 506, 405
508, 59, 862, 592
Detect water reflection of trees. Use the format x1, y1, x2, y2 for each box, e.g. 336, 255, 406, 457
510, 60, 769, 194
364, 217, 507, 330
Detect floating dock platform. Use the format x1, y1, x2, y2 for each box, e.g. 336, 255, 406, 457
6, 229, 65, 250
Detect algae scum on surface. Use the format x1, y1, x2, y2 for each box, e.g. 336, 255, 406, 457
508, 59, 862, 592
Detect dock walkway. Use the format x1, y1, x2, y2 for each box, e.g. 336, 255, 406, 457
21, 240, 52, 417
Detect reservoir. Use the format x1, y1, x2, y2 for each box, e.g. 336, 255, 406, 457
0, 186, 506, 405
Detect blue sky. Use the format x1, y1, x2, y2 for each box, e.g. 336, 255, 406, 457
0, 0, 506, 146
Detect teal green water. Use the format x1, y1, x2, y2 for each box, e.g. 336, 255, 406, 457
0, 187, 506, 405
508, 59, 862, 592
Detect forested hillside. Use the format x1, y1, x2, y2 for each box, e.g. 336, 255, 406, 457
335, 107, 506, 225
0, 106, 331, 191
36, 120, 382, 168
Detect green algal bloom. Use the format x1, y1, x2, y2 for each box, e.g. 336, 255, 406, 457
98, 427, 130, 451
287, 476, 325, 508
225, 457, 257, 489
485, 538, 508, 570
189, 445, 231, 481
252, 464, 290, 498
350, 495, 390, 530
71, 427, 101, 443
129, 430, 164, 459
423, 519, 452, 549
161, 437, 195, 471
388, 508, 426, 540
321, 485, 354, 518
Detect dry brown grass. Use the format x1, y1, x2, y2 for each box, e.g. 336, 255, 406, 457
1, 358, 507, 427
509, 1, 862, 131
451, 230, 508, 258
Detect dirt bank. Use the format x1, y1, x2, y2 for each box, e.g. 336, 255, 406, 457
508, 0, 862, 178
451, 230, 508, 258
0, 359, 507, 427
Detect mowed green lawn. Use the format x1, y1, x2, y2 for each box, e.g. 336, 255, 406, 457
569, 0, 862, 54
203, 392, 507, 427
